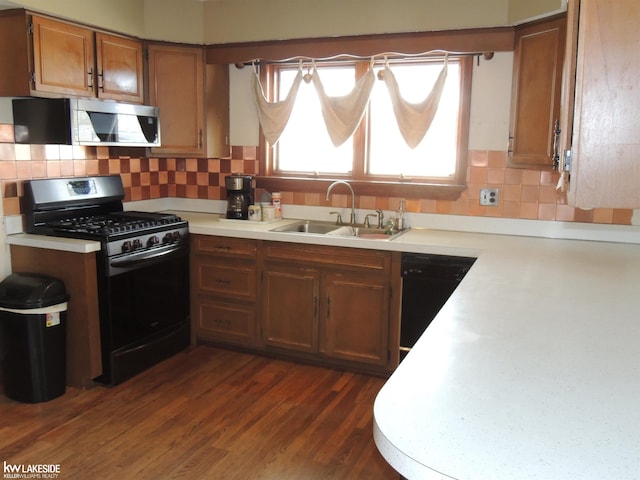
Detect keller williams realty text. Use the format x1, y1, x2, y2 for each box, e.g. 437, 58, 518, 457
3, 462, 60, 479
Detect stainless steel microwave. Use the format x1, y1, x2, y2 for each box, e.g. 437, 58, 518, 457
12, 97, 160, 147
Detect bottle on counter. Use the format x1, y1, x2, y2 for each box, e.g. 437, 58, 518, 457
396, 199, 406, 230
272, 192, 282, 219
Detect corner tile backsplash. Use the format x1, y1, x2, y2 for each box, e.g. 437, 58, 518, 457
0, 123, 633, 225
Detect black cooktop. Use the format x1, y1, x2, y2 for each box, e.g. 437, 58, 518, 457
42, 211, 185, 238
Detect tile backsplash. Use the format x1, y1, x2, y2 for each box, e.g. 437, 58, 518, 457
0, 123, 633, 225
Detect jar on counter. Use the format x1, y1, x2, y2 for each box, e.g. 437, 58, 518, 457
248, 204, 262, 221
272, 192, 282, 219
262, 205, 276, 221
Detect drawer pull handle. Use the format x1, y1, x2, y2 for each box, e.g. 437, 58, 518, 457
215, 279, 232, 285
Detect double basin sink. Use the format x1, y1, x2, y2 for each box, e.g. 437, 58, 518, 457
271, 220, 409, 241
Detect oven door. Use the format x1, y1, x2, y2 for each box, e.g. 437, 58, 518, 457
95, 242, 190, 385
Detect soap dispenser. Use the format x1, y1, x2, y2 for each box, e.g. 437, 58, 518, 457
396, 199, 406, 230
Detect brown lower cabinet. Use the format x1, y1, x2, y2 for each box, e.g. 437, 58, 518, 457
190, 235, 258, 347
9, 245, 102, 388
190, 235, 401, 374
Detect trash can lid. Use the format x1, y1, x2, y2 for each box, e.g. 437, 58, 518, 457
0, 273, 69, 309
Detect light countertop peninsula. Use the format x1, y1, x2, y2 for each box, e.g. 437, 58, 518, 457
8, 211, 640, 479
180, 212, 640, 480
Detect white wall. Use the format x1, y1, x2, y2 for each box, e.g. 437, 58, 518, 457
1, 0, 146, 37
469, 52, 513, 151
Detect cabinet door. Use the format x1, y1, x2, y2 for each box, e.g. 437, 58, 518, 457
0, 12, 31, 96
566, 0, 640, 208
206, 64, 231, 158
96, 32, 143, 103
321, 272, 390, 367
262, 264, 320, 353
147, 44, 205, 156
508, 15, 566, 169
31, 15, 95, 97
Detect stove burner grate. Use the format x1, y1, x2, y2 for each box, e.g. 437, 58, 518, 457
44, 212, 184, 237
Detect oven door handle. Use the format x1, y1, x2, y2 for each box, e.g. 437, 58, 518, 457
110, 244, 186, 268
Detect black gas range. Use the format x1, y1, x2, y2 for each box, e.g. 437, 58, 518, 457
23, 175, 190, 385
24, 176, 188, 272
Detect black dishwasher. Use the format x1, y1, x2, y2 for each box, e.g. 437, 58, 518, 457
400, 253, 476, 360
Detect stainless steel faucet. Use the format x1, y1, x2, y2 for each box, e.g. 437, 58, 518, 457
375, 209, 384, 228
325, 180, 356, 224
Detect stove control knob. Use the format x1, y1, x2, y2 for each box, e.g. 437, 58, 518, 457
162, 233, 173, 244
172, 231, 182, 240
147, 235, 159, 247
122, 241, 132, 253
132, 239, 143, 250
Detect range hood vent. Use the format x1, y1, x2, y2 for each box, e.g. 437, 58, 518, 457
12, 98, 161, 147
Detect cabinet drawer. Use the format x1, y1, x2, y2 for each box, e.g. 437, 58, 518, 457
193, 258, 256, 300
195, 296, 256, 345
264, 242, 390, 272
192, 235, 257, 259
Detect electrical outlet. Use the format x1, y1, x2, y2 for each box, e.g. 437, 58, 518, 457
480, 188, 499, 206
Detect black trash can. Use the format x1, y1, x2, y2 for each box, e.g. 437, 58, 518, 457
0, 273, 69, 403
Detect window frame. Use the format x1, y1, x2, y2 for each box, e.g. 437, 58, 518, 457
257, 55, 472, 200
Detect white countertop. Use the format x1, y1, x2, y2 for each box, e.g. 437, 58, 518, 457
8, 211, 640, 478
6, 233, 101, 253
181, 212, 640, 480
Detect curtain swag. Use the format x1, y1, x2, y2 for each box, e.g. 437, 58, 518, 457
251, 67, 303, 145
311, 64, 375, 147
251, 56, 450, 149
382, 56, 448, 149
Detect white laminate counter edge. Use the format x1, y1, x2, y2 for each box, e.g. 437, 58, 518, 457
6, 233, 101, 254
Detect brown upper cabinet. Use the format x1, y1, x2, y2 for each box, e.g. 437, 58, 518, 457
508, 14, 566, 169
559, 0, 640, 208
147, 44, 205, 156
0, 10, 144, 103
147, 43, 230, 158
94, 32, 144, 103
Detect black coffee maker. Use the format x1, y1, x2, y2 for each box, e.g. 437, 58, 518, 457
225, 174, 254, 220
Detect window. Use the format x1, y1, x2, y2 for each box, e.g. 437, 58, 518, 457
277, 65, 355, 175
261, 55, 472, 199
368, 60, 461, 178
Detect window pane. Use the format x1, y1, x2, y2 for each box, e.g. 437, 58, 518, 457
368, 61, 460, 178
277, 66, 354, 174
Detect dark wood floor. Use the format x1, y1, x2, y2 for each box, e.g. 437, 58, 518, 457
0, 346, 399, 479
